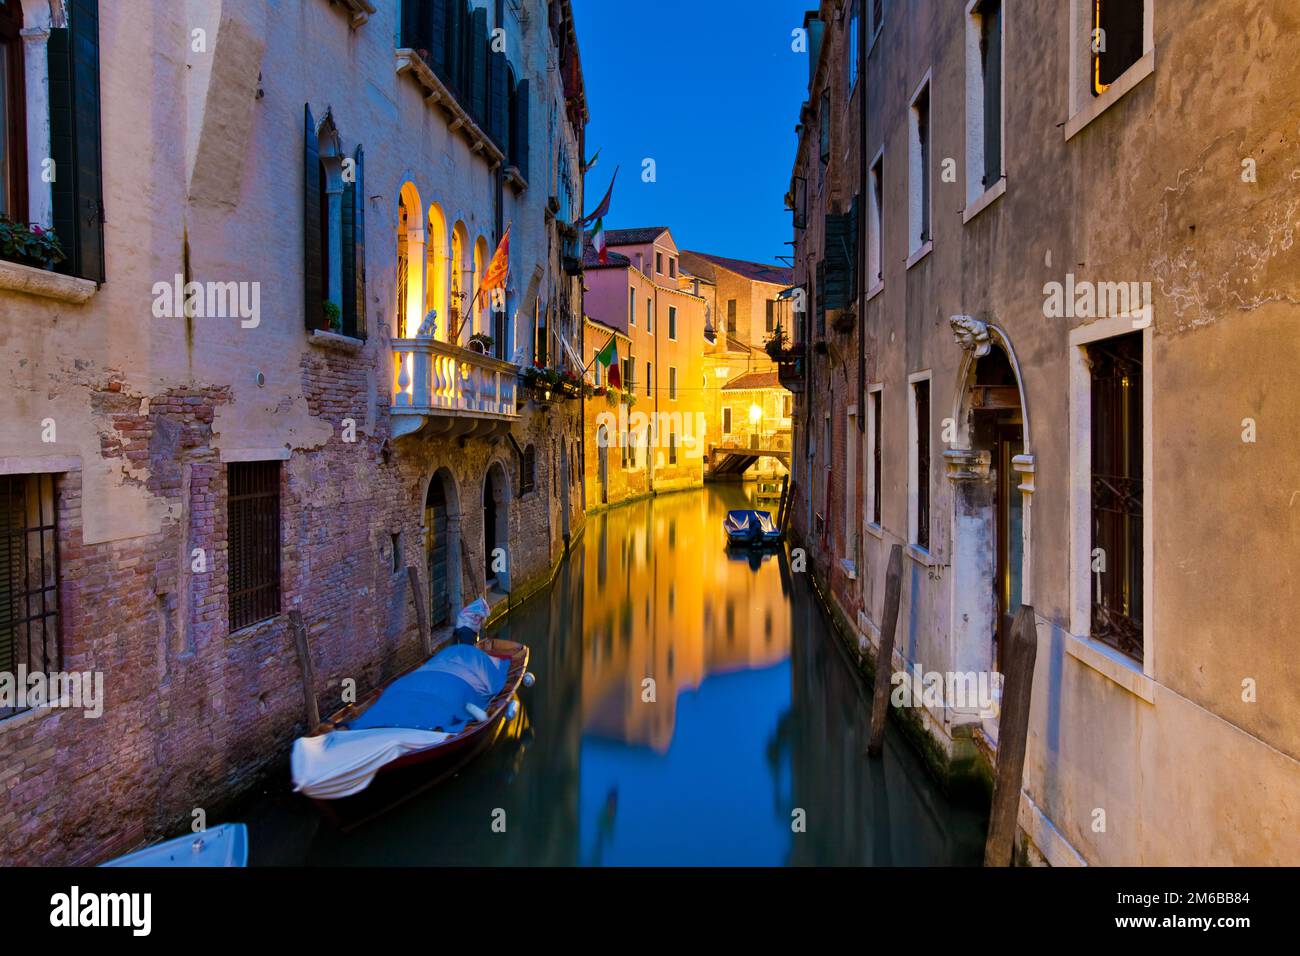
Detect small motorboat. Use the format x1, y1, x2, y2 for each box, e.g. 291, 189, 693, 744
100, 823, 248, 867
291, 638, 529, 827
724, 509, 759, 545
753, 510, 783, 545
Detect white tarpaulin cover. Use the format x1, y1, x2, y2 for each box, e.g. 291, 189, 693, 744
290, 727, 449, 800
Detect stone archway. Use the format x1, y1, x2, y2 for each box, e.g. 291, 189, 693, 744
423, 467, 461, 626
946, 316, 1035, 722
482, 460, 511, 592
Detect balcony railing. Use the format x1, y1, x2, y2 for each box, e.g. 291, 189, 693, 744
392, 338, 519, 436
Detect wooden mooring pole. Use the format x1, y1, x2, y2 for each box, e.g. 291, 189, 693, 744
288, 609, 320, 731
406, 565, 431, 656
866, 543, 903, 757
775, 474, 790, 531
983, 604, 1039, 867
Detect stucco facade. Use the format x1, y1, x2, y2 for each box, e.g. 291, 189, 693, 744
789, 0, 1299, 864
0, 0, 586, 864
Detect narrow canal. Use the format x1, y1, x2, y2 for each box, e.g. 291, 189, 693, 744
244, 486, 986, 865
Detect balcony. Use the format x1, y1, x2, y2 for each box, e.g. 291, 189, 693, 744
392, 338, 519, 440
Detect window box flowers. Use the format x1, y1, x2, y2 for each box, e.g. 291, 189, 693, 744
0, 218, 66, 271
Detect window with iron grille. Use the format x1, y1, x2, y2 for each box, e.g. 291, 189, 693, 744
1088, 332, 1143, 659
0, 474, 60, 718
227, 461, 281, 632
913, 379, 930, 550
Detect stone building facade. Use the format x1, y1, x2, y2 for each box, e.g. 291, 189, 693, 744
0, 0, 586, 865
788, 0, 1299, 864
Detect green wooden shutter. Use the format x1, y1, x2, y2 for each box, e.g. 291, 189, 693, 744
515, 79, 530, 181
303, 105, 323, 331
469, 8, 488, 126
48, 0, 105, 283
352, 146, 366, 338
342, 162, 356, 338
400, 0, 421, 49
823, 211, 853, 310
446, 1, 464, 96
489, 51, 508, 152
428, 0, 449, 74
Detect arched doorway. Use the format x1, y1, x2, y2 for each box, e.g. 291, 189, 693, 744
423, 469, 460, 626
597, 425, 610, 505
947, 318, 1033, 696
482, 462, 510, 591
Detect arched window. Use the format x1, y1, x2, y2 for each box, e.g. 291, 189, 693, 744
305, 109, 366, 338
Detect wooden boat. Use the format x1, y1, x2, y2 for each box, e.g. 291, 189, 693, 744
754, 510, 783, 545
292, 638, 529, 829
100, 823, 248, 867
724, 509, 759, 545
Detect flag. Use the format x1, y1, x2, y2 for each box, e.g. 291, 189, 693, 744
580, 166, 619, 226
593, 217, 608, 264
473, 224, 511, 310
595, 336, 621, 389
582, 147, 601, 173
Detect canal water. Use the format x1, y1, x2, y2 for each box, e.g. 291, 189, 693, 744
243, 486, 986, 865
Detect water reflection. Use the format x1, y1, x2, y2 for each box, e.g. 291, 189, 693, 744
243, 486, 984, 866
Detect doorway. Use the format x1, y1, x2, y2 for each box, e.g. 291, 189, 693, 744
597, 425, 609, 505
483, 470, 498, 587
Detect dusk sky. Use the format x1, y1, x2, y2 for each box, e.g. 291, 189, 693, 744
571, 0, 807, 268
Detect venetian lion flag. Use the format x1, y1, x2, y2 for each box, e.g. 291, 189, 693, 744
595, 335, 621, 389
473, 224, 511, 310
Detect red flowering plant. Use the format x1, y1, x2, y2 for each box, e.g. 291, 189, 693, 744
0, 217, 66, 270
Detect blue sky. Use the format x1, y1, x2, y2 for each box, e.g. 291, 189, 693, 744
570, 0, 807, 267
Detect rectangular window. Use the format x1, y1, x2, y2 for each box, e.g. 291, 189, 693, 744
869, 153, 883, 286
646, 361, 652, 397
783, 395, 792, 418
656, 252, 663, 274
0, 0, 27, 222
870, 388, 882, 525
848, 0, 860, 90
647, 297, 653, 334
668, 366, 678, 400
668, 306, 677, 340
765, 300, 776, 333
1094, 0, 1145, 95
911, 378, 930, 550
228, 461, 281, 632
909, 79, 931, 251
979, 0, 1002, 187
669, 258, 677, 278
1088, 331, 1144, 659
819, 90, 831, 165
629, 287, 636, 326
623, 356, 633, 392
722, 407, 733, 434
0, 473, 60, 718
726, 299, 737, 334
669, 432, 678, 465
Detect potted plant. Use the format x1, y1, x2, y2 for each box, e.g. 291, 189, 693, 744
764, 323, 787, 361
323, 301, 342, 333
0, 218, 66, 270
468, 333, 494, 354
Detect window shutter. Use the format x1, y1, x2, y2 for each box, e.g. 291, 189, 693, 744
823, 211, 853, 310
303, 105, 323, 331
48, 0, 105, 283
400, 0, 421, 49
515, 79, 530, 181
341, 145, 365, 340
446, 1, 464, 95
469, 8, 488, 126
489, 50, 508, 153
427, 0, 449, 73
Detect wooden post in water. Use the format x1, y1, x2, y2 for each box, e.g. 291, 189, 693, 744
866, 543, 903, 757
775, 474, 790, 530
288, 610, 320, 731
984, 604, 1039, 867
406, 565, 431, 656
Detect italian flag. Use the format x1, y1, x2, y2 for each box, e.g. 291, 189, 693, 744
593, 217, 608, 264
595, 336, 621, 389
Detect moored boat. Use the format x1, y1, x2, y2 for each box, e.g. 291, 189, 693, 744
753, 509, 783, 545
291, 638, 529, 827
100, 823, 248, 867
724, 509, 759, 545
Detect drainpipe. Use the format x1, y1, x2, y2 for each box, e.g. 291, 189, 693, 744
857, 0, 867, 436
